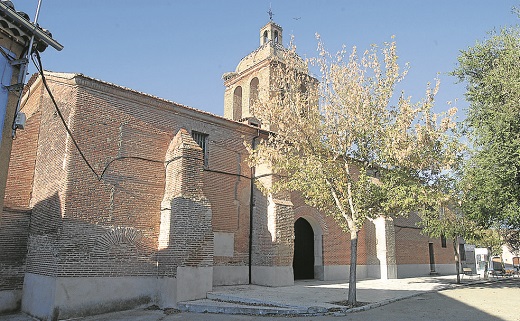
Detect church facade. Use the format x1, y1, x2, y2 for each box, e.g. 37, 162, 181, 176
0, 21, 456, 320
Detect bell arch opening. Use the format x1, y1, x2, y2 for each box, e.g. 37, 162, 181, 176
249, 77, 259, 114
233, 86, 242, 120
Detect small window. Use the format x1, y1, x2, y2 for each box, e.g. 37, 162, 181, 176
274, 30, 279, 43
441, 235, 447, 248
191, 131, 208, 166
263, 30, 268, 44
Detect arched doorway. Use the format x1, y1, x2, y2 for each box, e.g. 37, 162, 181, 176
293, 218, 314, 279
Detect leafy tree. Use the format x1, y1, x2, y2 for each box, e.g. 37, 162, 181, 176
503, 224, 520, 256
418, 192, 481, 283
249, 38, 461, 306
475, 229, 504, 257
453, 27, 520, 248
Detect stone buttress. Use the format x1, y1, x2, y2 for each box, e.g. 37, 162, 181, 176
157, 128, 213, 306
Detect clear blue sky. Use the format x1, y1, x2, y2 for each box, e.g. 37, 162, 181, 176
13, 0, 520, 117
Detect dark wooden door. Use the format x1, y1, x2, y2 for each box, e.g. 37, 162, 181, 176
429, 242, 436, 272
293, 218, 314, 279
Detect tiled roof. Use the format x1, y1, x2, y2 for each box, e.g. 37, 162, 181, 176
0, 0, 62, 52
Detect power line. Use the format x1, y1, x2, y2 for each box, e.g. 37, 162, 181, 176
32, 52, 166, 182
33, 51, 102, 180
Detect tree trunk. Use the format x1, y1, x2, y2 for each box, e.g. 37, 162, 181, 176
452, 239, 460, 284
348, 230, 358, 306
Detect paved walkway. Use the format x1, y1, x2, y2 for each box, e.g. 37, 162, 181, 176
0, 275, 491, 320
179, 275, 483, 315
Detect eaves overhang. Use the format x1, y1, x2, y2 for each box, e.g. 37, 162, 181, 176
0, 1, 63, 52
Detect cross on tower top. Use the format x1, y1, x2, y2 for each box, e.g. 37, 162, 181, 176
267, 6, 274, 21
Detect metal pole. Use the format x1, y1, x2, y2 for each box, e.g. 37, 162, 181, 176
11, 0, 42, 138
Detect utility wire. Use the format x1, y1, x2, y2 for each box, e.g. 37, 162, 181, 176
99, 156, 165, 179
33, 51, 102, 180
31, 53, 192, 182
32, 53, 245, 183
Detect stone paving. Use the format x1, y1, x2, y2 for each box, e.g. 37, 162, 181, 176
178, 275, 479, 315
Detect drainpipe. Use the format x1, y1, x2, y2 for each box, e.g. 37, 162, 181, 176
248, 130, 259, 284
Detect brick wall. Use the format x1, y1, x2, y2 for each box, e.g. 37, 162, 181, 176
251, 187, 273, 266
0, 208, 30, 291
21, 77, 75, 277
6, 73, 261, 279
0, 81, 41, 291
291, 191, 351, 266
393, 215, 453, 265
271, 201, 295, 266
205, 133, 252, 267
361, 221, 379, 265
3, 91, 42, 209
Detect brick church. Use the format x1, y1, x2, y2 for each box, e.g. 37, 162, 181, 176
0, 20, 456, 320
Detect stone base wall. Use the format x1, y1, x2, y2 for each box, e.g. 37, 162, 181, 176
251, 265, 294, 286
396, 263, 456, 278
22, 273, 156, 321
0, 290, 21, 314
213, 265, 248, 286
21, 266, 213, 320
322, 264, 370, 281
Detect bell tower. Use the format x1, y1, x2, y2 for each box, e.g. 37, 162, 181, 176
221, 15, 318, 288
222, 17, 315, 131
222, 19, 287, 128
260, 21, 283, 46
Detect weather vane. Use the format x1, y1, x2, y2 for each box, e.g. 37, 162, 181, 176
267, 4, 274, 21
